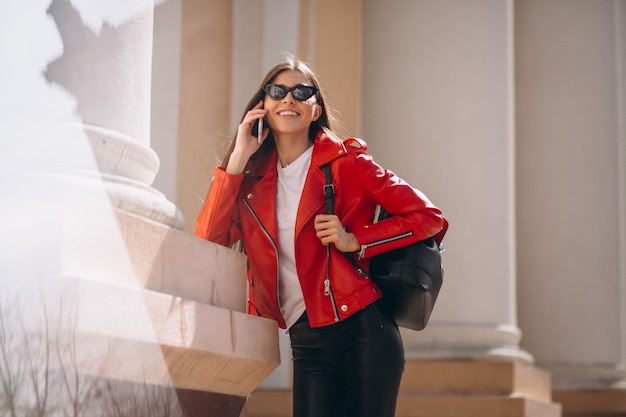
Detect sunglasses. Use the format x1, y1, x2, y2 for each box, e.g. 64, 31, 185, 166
263, 84, 319, 101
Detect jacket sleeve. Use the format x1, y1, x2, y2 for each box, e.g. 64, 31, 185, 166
348, 150, 448, 259
195, 167, 245, 247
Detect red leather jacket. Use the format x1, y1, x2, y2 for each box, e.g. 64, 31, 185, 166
195, 132, 448, 329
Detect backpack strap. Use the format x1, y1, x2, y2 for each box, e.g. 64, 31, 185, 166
323, 163, 335, 215
322, 163, 369, 278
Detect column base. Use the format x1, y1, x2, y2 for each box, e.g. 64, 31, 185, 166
81, 123, 185, 230
547, 364, 626, 390
401, 323, 535, 364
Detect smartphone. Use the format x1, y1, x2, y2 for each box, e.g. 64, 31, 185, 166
252, 118, 264, 144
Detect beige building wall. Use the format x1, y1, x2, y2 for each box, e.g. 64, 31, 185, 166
362, 0, 533, 361
176, 0, 232, 233
299, 0, 363, 139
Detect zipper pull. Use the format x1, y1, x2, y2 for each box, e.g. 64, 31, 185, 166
324, 279, 331, 296
356, 265, 369, 278
358, 244, 367, 259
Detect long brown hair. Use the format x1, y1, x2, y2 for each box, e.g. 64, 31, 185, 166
221, 55, 339, 167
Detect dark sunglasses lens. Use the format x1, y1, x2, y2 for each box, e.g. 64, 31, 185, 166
265, 85, 287, 99
293, 86, 316, 101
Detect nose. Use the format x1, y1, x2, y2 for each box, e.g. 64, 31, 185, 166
282, 91, 296, 102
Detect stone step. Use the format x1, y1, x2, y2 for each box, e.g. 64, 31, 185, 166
401, 361, 553, 403
62, 198, 248, 312
246, 361, 560, 417
553, 390, 626, 416
247, 390, 292, 417
245, 390, 562, 417
44, 276, 280, 396
396, 395, 561, 417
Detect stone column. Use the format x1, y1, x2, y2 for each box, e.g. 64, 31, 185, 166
362, 0, 531, 364
516, 0, 626, 412
358, 1, 560, 415
44, 0, 183, 229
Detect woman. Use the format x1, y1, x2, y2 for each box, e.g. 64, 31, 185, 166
195, 56, 447, 417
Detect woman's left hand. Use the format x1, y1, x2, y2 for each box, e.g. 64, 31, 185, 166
314, 214, 360, 252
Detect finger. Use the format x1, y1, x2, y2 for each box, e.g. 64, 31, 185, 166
316, 228, 334, 241
315, 224, 337, 236
314, 215, 337, 230
315, 228, 328, 239
317, 233, 333, 246
316, 214, 333, 222
244, 111, 266, 125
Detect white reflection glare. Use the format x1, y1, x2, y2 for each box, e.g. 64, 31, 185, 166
0, 0, 182, 414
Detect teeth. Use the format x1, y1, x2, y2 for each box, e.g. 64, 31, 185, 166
279, 111, 298, 116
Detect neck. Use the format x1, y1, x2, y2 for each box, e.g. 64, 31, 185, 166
274, 132, 313, 167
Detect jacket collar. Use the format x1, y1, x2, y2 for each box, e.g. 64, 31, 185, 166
311, 131, 348, 168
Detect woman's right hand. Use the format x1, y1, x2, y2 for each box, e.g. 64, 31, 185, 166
226, 101, 268, 174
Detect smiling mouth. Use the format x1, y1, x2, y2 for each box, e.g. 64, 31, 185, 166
278, 110, 299, 116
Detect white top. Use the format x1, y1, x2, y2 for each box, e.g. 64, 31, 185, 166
276, 146, 313, 329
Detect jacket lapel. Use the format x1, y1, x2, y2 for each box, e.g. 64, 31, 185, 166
295, 134, 347, 238
245, 152, 279, 244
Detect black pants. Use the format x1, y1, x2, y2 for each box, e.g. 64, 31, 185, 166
288, 301, 404, 417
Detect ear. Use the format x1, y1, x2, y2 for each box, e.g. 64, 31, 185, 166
312, 105, 323, 122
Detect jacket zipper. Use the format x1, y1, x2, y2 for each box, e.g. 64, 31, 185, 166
243, 198, 286, 325
358, 231, 413, 258
325, 245, 340, 322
